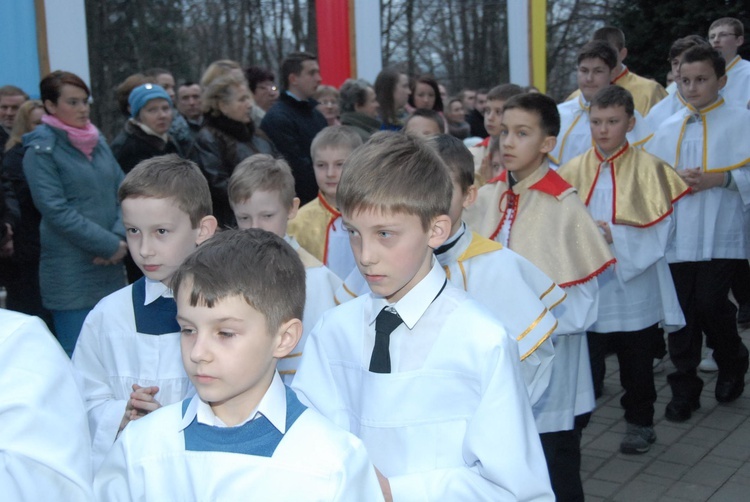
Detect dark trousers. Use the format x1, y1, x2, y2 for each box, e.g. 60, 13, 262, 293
731, 260, 750, 305
4, 261, 54, 333
668, 260, 749, 400
588, 324, 659, 426
539, 415, 587, 502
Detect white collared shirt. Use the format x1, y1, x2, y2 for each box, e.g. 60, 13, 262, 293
181, 372, 289, 431
364, 259, 448, 372
143, 277, 173, 305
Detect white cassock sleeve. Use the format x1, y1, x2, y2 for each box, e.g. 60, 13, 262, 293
0, 311, 94, 501
610, 217, 672, 283
72, 307, 128, 468
93, 430, 132, 501
729, 164, 750, 206
551, 279, 599, 336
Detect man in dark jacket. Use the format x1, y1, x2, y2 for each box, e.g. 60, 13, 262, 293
261, 52, 326, 204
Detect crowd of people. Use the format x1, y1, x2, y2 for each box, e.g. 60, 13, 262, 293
1, 15, 750, 502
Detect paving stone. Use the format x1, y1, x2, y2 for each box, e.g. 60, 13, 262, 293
664, 482, 717, 501
701, 408, 748, 432
611, 479, 668, 501
634, 472, 674, 487
682, 460, 737, 488
643, 460, 691, 480
659, 442, 711, 466
586, 430, 623, 453
592, 458, 643, 483
583, 478, 620, 498
708, 482, 750, 502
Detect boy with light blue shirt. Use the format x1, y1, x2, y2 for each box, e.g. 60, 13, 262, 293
73, 155, 218, 470
95, 229, 382, 500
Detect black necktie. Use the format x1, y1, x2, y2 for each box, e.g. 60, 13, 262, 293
369, 308, 403, 373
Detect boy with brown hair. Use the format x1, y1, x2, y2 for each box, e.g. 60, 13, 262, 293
287, 125, 362, 279
467, 93, 614, 500
558, 85, 688, 453
294, 131, 553, 501
708, 17, 750, 106
228, 154, 341, 382
95, 229, 383, 500
73, 155, 218, 470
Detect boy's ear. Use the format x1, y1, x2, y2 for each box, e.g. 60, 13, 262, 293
540, 135, 557, 154
619, 47, 628, 65
427, 214, 452, 249
195, 215, 218, 245
462, 185, 478, 209
626, 114, 636, 133
287, 197, 301, 221
273, 318, 303, 359
718, 74, 728, 91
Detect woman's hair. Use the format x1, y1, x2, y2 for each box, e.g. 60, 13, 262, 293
39, 71, 90, 113
408, 74, 443, 112
314, 85, 339, 103
5, 99, 43, 151
374, 67, 403, 126
201, 73, 246, 117
200, 60, 243, 89
339, 79, 372, 113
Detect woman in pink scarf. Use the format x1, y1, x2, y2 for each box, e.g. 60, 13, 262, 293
23, 71, 127, 356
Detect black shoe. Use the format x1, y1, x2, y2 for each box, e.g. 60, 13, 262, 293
716, 377, 745, 403
738, 303, 750, 325
665, 398, 700, 422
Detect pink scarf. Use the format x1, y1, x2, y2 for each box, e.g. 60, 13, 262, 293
41, 114, 100, 160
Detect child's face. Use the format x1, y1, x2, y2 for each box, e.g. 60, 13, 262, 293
177, 289, 291, 426
413, 82, 436, 110
446, 101, 465, 123
484, 99, 505, 137
233, 190, 299, 238
122, 197, 214, 285
314, 146, 351, 203
709, 24, 743, 62
589, 105, 635, 156
404, 116, 441, 137
448, 177, 477, 237
679, 60, 727, 110
500, 108, 555, 182
344, 208, 449, 303
577, 57, 613, 102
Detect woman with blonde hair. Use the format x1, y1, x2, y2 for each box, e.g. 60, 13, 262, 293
191, 72, 275, 227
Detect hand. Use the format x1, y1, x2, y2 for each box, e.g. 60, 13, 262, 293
94, 241, 128, 265
120, 384, 161, 431
596, 220, 613, 244
375, 468, 393, 502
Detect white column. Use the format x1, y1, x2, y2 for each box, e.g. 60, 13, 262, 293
507, 0, 530, 86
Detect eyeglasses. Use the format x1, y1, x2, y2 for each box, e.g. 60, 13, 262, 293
708, 32, 738, 41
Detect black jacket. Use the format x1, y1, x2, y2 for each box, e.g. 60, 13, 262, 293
191, 115, 276, 228
466, 108, 488, 138
110, 121, 184, 174
260, 92, 327, 205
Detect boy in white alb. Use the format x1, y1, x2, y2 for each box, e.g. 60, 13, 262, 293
288, 126, 362, 279
336, 133, 563, 405
709, 17, 750, 106
467, 93, 615, 501
559, 86, 688, 453
1, 309, 94, 501
94, 229, 383, 501
550, 40, 651, 168
645, 45, 750, 422
293, 132, 553, 501
229, 153, 341, 383
73, 155, 218, 470
646, 36, 711, 131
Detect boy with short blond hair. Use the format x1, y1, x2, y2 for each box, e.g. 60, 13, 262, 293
293, 131, 553, 501
645, 45, 750, 422
73, 154, 218, 471
228, 154, 341, 383
466, 93, 614, 500
287, 125, 362, 279
94, 229, 383, 500
550, 40, 651, 167
559, 85, 688, 453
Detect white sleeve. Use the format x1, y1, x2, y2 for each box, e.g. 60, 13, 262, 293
610, 216, 672, 283
72, 308, 128, 471
552, 279, 599, 335
387, 336, 554, 501
332, 439, 386, 501
0, 312, 94, 501
730, 165, 750, 206
93, 429, 135, 501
